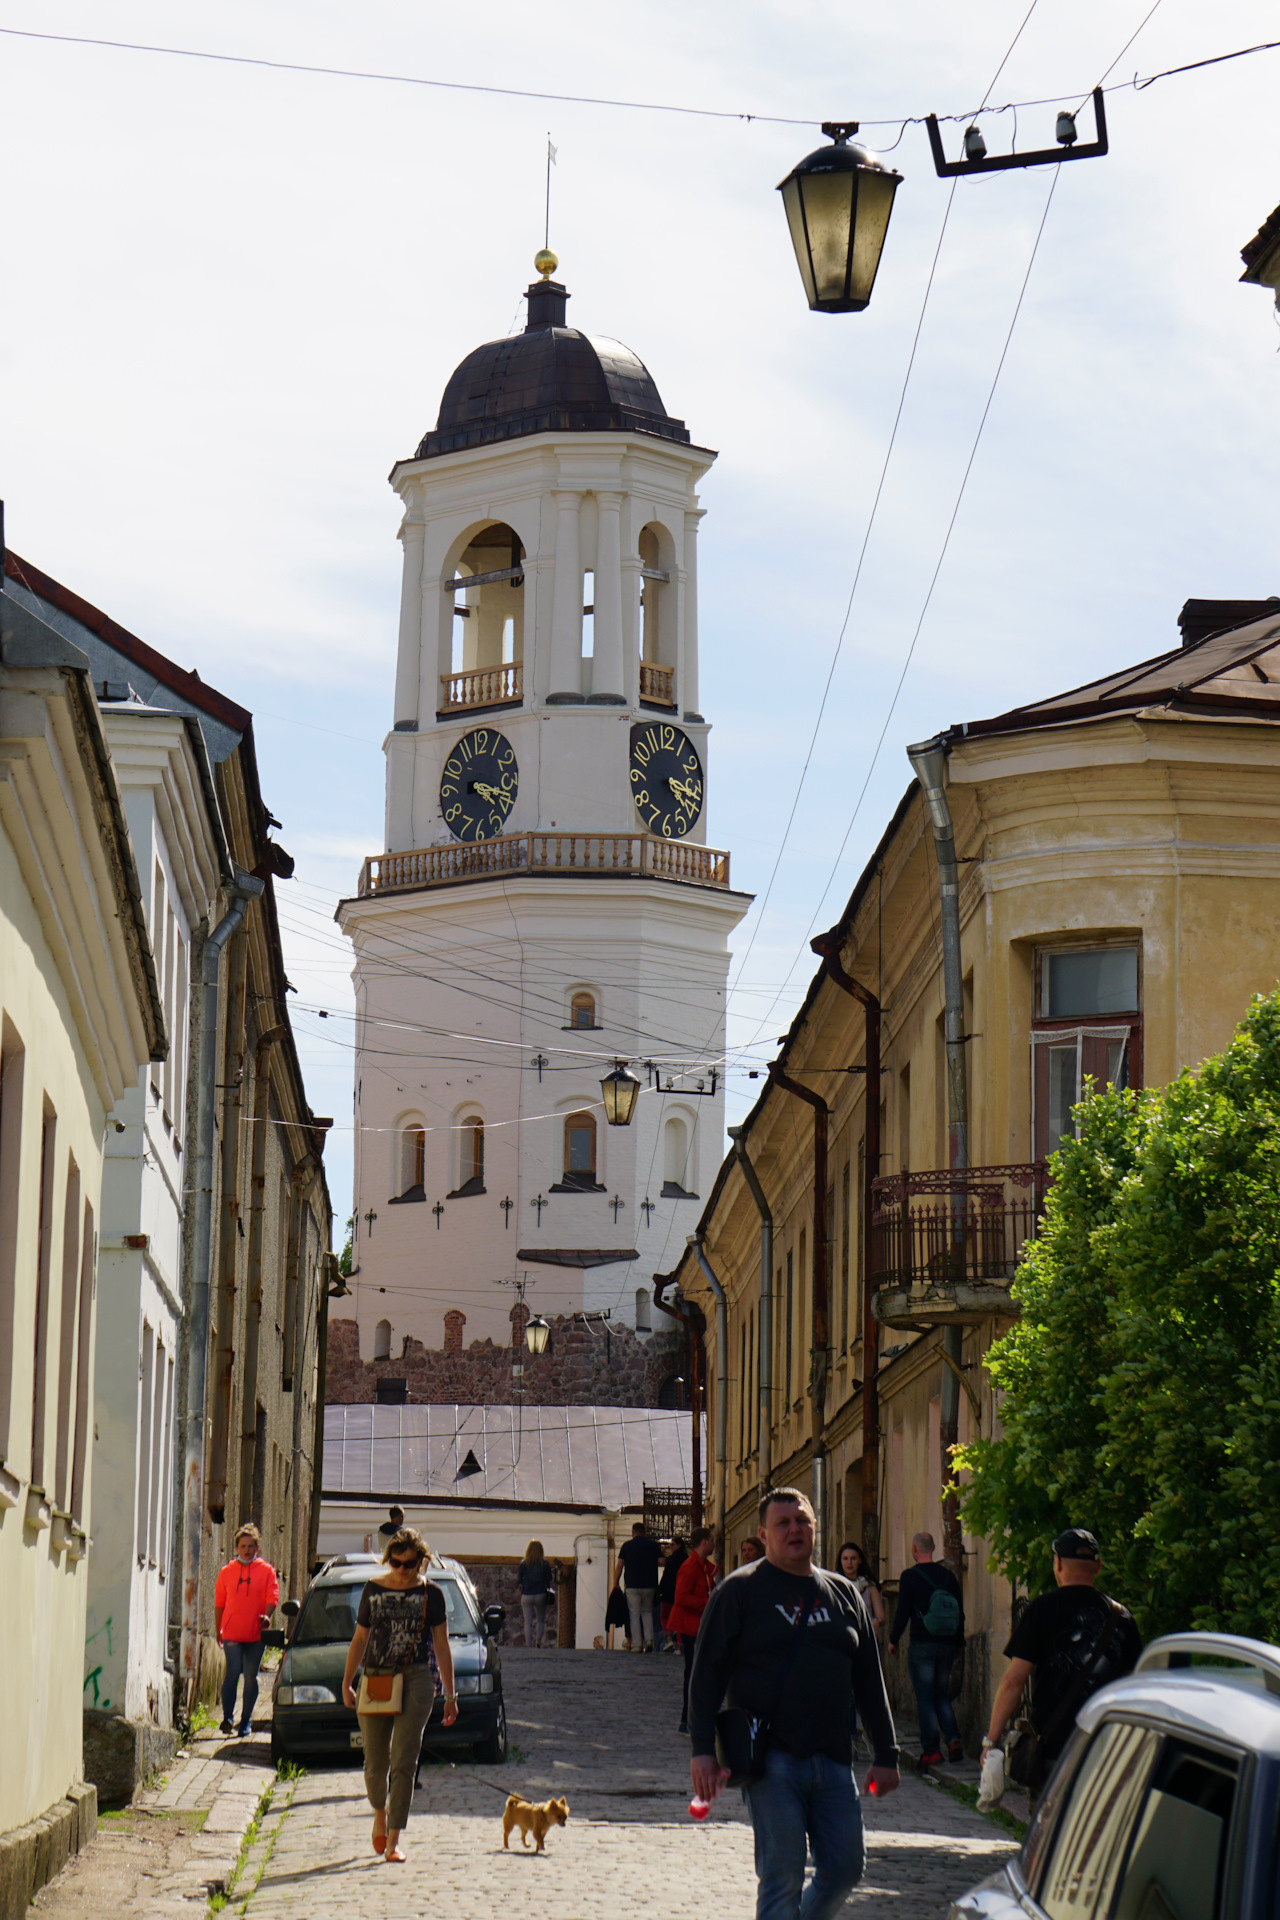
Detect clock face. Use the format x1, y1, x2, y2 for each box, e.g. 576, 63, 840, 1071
439, 728, 519, 842
629, 722, 704, 839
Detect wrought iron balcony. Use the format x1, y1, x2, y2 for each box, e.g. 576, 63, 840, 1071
871, 1163, 1047, 1328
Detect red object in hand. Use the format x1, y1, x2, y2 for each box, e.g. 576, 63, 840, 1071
689, 1797, 710, 1821
868, 1780, 879, 1796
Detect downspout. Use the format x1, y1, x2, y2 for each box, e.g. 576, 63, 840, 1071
311, 1255, 347, 1573
766, 1064, 830, 1567
810, 931, 882, 1577
289, 1155, 321, 1595
688, 1234, 728, 1540
180, 870, 264, 1703
907, 737, 969, 1579
728, 1127, 773, 1493
652, 1269, 705, 1527
235, 1025, 287, 1526
206, 918, 251, 1523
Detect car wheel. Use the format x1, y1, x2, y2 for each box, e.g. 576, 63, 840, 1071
475, 1699, 507, 1765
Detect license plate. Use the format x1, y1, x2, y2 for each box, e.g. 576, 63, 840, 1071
350, 1731, 364, 1750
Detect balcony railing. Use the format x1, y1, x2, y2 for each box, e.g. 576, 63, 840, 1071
439, 663, 522, 713
359, 831, 731, 897
639, 663, 675, 706
871, 1163, 1047, 1328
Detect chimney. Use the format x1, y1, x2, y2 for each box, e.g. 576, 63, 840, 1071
1177, 597, 1280, 650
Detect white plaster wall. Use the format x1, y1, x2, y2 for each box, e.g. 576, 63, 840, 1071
317, 1498, 612, 1648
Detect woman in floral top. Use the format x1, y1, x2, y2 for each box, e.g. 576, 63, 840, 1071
342, 1529, 456, 1862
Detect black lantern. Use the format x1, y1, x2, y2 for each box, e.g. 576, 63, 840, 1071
600, 1061, 641, 1127
525, 1313, 551, 1356
778, 122, 902, 314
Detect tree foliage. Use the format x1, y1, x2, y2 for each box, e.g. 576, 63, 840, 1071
957, 989, 1280, 1641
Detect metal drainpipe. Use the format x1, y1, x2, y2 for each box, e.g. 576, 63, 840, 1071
765, 1064, 830, 1567
728, 1127, 773, 1494
289, 1156, 321, 1593
652, 1269, 705, 1527
688, 1235, 728, 1539
180, 870, 264, 1704
808, 934, 883, 1577
206, 919, 251, 1523
907, 737, 969, 1578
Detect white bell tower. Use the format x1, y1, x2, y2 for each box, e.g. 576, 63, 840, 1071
339, 257, 751, 1359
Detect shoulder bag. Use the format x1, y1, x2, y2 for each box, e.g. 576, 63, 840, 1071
357, 1585, 431, 1716
1005, 1599, 1128, 1791
714, 1580, 817, 1788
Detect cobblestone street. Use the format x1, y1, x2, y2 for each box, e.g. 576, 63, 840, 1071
229, 1648, 1014, 1919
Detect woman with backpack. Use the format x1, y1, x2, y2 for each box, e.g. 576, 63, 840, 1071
887, 1530, 965, 1765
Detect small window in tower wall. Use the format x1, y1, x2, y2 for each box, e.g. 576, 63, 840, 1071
373, 1319, 392, 1361
635, 1288, 652, 1332
570, 992, 596, 1030
581, 571, 595, 658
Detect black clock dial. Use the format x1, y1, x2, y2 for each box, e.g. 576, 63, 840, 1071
629, 722, 704, 839
439, 728, 519, 842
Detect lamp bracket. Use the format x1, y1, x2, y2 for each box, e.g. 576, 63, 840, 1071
821, 121, 860, 144
926, 88, 1107, 176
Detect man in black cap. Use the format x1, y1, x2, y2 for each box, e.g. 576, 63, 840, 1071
984, 1528, 1142, 1794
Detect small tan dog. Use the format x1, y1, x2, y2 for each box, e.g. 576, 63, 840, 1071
502, 1792, 570, 1854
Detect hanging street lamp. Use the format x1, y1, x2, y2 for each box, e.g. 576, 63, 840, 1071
525, 1313, 551, 1357
777, 122, 902, 315
600, 1061, 642, 1126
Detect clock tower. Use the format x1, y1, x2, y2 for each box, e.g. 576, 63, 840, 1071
339, 258, 751, 1360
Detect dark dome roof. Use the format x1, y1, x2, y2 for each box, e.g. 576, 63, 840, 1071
413, 279, 691, 460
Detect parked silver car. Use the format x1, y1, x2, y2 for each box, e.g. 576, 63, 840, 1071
950, 1633, 1280, 1920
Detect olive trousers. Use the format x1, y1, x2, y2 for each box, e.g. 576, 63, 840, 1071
359, 1664, 436, 1830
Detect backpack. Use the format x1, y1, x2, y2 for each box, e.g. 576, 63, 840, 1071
916, 1568, 962, 1639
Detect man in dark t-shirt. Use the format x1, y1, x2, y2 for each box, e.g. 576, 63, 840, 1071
613, 1522, 661, 1652
689, 1488, 899, 1920
985, 1527, 1142, 1788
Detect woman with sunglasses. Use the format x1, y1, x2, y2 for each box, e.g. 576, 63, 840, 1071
342, 1529, 457, 1862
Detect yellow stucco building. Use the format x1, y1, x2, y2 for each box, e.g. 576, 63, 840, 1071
672, 598, 1280, 1739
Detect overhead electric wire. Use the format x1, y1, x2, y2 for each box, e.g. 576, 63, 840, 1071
2, 20, 1275, 133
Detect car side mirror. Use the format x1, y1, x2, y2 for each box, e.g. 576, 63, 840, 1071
281, 1599, 300, 1617
260, 1627, 286, 1649
483, 1605, 506, 1637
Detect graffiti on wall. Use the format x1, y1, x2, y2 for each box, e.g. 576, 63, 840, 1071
84, 1614, 114, 1708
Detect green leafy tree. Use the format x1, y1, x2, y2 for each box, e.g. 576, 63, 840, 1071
958, 989, 1280, 1641
339, 1214, 354, 1277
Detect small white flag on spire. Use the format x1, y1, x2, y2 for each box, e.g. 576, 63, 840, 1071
548, 138, 558, 165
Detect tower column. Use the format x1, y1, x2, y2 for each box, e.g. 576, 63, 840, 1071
548, 490, 584, 703
393, 511, 426, 727
681, 508, 705, 719
590, 491, 626, 704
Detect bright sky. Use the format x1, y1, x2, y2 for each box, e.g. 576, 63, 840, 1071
5, 1, 1280, 1235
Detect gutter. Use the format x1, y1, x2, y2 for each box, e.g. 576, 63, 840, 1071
179, 869, 263, 1702
766, 1061, 830, 1565
688, 1234, 728, 1534
728, 1126, 773, 1492
906, 737, 970, 1579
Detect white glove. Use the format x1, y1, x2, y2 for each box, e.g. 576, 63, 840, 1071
977, 1741, 1005, 1812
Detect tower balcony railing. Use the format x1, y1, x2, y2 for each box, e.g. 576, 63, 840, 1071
639, 663, 676, 707
871, 1162, 1048, 1329
439, 663, 523, 713
359, 831, 731, 897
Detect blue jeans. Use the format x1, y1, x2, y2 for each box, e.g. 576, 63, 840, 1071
221, 1640, 264, 1730
744, 1746, 866, 1920
907, 1640, 960, 1753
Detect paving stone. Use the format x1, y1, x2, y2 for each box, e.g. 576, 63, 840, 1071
234, 1647, 1015, 1920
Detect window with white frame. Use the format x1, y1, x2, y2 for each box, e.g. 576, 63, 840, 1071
1032, 943, 1141, 1159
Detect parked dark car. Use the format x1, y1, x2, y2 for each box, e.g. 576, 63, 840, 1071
267, 1553, 506, 1765
950, 1632, 1280, 1920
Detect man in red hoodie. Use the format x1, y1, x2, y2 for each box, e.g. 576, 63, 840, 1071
214, 1524, 280, 1737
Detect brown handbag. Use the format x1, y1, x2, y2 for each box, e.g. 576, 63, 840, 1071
356, 1585, 430, 1716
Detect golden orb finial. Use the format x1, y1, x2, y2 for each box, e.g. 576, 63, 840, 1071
534, 248, 558, 280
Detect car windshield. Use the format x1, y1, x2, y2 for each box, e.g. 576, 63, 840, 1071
292, 1574, 479, 1645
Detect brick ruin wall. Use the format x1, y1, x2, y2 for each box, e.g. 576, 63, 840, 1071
324, 1310, 686, 1409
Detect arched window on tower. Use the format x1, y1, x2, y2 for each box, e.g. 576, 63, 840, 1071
638, 523, 674, 709
568, 991, 597, 1030
635, 1287, 652, 1333
393, 1123, 426, 1201
555, 1110, 601, 1191
442, 521, 525, 715
373, 1318, 392, 1361
449, 1116, 485, 1198
662, 1115, 697, 1198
